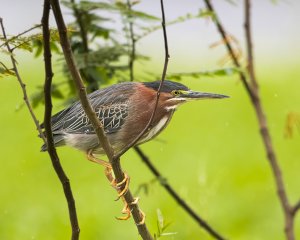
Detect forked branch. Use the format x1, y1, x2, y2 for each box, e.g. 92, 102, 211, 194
134, 146, 226, 240
203, 0, 298, 239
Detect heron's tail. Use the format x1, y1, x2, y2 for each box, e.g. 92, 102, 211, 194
40, 134, 65, 152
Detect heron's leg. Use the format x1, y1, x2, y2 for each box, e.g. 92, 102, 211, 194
86, 150, 132, 221
86, 149, 114, 183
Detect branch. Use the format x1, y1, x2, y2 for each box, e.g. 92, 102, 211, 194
70, 0, 89, 53
203, 1, 296, 239
70, 0, 99, 92
134, 146, 226, 240
115, 0, 170, 158
42, 1, 80, 239
203, 0, 256, 103
243, 1, 294, 239
49, 0, 152, 239
0, 18, 45, 143
126, 0, 136, 82
292, 200, 300, 217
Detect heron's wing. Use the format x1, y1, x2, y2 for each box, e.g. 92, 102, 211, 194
55, 103, 128, 134
50, 83, 133, 134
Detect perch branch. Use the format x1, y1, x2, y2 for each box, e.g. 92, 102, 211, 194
134, 146, 226, 240
49, 0, 152, 239
42, 1, 80, 239
203, 0, 296, 239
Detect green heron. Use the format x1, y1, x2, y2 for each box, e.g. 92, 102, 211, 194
40, 80, 228, 220
41, 80, 227, 154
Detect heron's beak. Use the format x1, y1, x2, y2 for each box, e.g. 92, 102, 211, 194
180, 90, 229, 100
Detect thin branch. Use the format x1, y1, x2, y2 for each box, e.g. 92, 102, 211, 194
49, 0, 152, 239
203, 0, 256, 103
0, 18, 46, 143
134, 146, 226, 240
244, 1, 294, 239
203, 1, 296, 239
115, 0, 170, 159
244, 0, 258, 90
70, 0, 89, 53
292, 200, 300, 217
42, 1, 80, 239
126, 0, 136, 82
0, 24, 42, 48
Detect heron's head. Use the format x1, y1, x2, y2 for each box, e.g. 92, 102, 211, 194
143, 80, 229, 111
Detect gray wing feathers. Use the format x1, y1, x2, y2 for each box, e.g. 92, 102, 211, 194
50, 82, 133, 135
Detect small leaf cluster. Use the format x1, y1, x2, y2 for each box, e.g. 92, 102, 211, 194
154, 209, 177, 240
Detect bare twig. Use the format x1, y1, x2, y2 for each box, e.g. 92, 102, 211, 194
292, 200, 300, 217
115, 0, 170, 158
126, 0, 136, 82
244, 1, 294, 239
70, 0, 100, 92
203, 0, 297, 239
134, 146, 226, 240
70, 0, 89, 53
49, 0, 152, 239
0, 18, 45, 143
42, 1, 80, 239
204, 0, 256, 102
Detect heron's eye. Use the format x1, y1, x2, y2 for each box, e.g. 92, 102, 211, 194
172, 90, 181, 96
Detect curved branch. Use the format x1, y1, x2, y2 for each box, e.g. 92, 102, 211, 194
134, 146, 226, 240
203, 1, 295, 239
42, 1, 80, 239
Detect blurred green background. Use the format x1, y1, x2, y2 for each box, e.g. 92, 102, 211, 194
1, 1, 300, 239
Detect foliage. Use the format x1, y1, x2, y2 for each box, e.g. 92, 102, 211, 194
154, 209, 176, 240
167, 67, 241, 81
284, 112, 300, 138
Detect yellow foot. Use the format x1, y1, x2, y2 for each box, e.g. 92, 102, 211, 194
115, 203, 131, 221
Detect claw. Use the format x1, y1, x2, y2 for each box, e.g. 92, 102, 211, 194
115, 203, 131, 221
115, 173, 130, 201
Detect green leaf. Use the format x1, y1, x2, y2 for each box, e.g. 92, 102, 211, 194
62, 0, 117, 11
0, 65, 15, 78
167, 67, 241, 80
51, 85, 64, 99
160, 232, 177, 236
156, 209, 164, 230
199, 9, 216, 20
